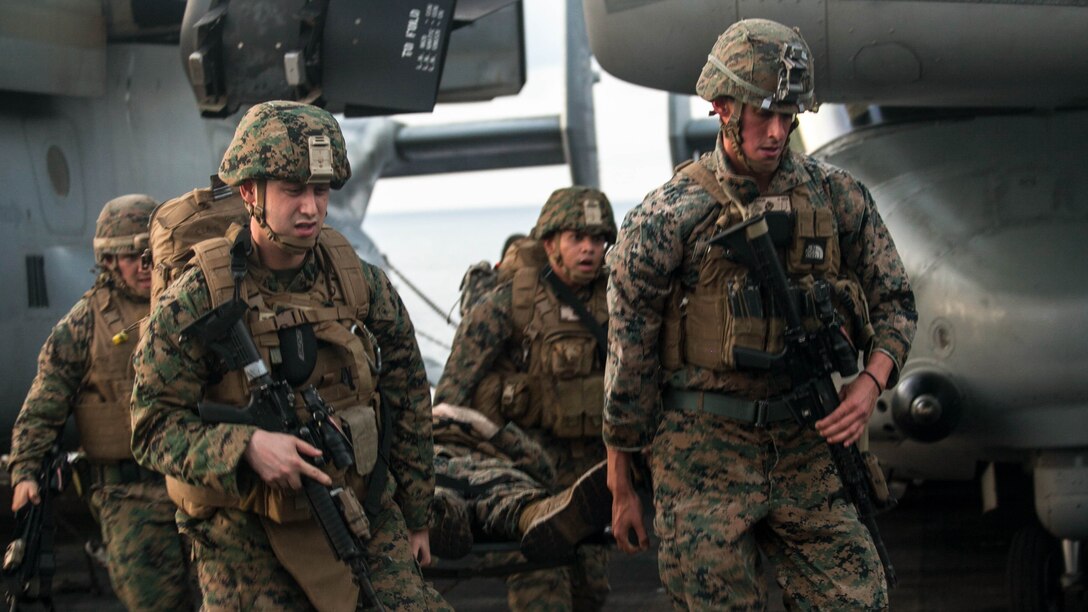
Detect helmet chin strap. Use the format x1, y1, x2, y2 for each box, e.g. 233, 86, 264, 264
723, 102, 795, 177
246, 180, 318, 257
723, 105, 754, 175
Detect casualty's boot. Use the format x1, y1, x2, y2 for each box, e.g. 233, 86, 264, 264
519, 460, 611, 563
429, 488, 473, 560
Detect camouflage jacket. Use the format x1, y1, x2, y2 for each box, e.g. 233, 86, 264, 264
604, 137, 918, 450
434, 419, 556, 489
9, 277, 144, 483
130, 249, 436, 530
434, 276, 608, 408
433, 281, 522, 407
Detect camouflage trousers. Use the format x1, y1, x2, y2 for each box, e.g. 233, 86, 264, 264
87, 481, 193, 611
436, 452, 548, 541
180, 500, 451, 611
505, 434, 611, 612
651, 408, 888, 611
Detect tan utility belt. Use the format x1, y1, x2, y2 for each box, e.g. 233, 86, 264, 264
87, 460, 163, 486
663, 389, 797, 427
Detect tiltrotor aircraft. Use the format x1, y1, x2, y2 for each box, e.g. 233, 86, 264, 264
584, 0, 1086, 608
0, 0, 604, 432
2, 0, 1085, 609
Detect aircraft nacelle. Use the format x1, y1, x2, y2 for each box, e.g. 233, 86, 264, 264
584, 0, 1088, 108
181, 0, 459, 117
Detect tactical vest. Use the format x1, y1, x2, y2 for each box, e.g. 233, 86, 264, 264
73, 286, 147, 461
164, 228, 382, 527
473, 260, 608, 439
660, 157, 875, 374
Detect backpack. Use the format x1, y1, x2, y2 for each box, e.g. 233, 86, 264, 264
456, 237, 548, 318
148, 180, 248, 304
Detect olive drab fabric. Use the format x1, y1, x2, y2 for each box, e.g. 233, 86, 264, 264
464, 252, 609, 441
148, 185, 248, 305
9, 192, 193, 609
93, 193, 156, 261
164, 227, 378, 525
658, 156, 875, 380
696, 18, 817, 114
73, 286, 147, 460
436, 188, 616, 610
531, 186, 617, 243
218, 101, 351, 189
604, 19, 917, 607
432, 418, 557, 545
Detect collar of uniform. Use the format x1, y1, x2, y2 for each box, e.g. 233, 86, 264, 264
712, 135, 761, 205
712, 135, 806, 202
764, 150, 806, 194
248, 250, 319, 293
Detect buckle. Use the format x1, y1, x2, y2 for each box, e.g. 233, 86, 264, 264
754, 400, 770, 428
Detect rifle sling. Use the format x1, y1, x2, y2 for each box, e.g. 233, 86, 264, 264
540, 268, 607, 364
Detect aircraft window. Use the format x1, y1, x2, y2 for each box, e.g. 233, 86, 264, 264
46, 146, 70, 198
26, 255, 48, 308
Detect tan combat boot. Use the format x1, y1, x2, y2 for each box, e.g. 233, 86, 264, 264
519, 460, 611, 562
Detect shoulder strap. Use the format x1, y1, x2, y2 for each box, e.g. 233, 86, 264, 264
679, 156, 738, 206
88, 286, 125, 336
316, 228, 369, 312
190, 236, 236, 308
510, 266, 538, 338
540, 268, 607, 364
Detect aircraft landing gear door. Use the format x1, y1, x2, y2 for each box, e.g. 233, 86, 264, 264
25, 117, 86, 236
1012, 449, 1088, 611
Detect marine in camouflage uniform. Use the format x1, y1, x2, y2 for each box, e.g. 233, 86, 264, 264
435, 187, 615, 611
604, 19, 918, 610
130, 101, 447, 611
428, 403, 609, 568
8, 195, 193, 611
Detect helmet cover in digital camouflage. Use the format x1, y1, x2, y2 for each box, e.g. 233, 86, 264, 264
218, 100, 351, 189
531, 186, 617, 243
93, 194, 156, 262
696, 18, 817, 114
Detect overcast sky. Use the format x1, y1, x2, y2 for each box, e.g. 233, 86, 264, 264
366, 0, 674, 214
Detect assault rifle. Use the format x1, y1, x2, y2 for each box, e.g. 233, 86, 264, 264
183, 299, 385, 610
3, 442, 71, 611
711, 213, 898, 587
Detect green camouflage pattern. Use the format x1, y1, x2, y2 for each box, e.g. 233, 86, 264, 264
93, 194, 155, 260
431, 416, 610, 611
604, 138, 916, 451
130, 243, 441, 608
7, 281, 192, 609
433, 421, 554, 543
604, 135, 914, 607
218, 101, 351, 189
187, 501, 448, 611
8, 293, 96, 485
531, 186, 617, 243
89, 482, 193, 610
695, 18, 816, 113
435, 280, 611, 608
651, 410, 887, 609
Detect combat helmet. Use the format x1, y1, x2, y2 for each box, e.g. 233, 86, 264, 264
696, 18, 817, 114
218, 100, 350, 254
93, 194, 156, 264
531, 186, 617, 244
219, 100, 351, 188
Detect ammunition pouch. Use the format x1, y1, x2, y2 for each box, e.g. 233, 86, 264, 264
473, 371, 533, 429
